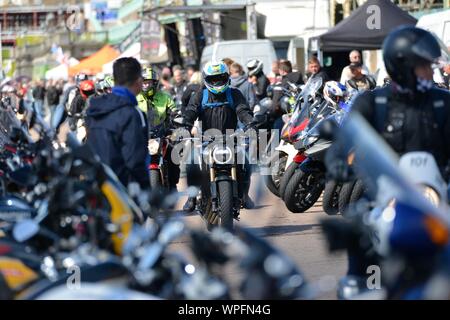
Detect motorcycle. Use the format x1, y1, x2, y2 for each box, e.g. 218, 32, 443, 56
147, 125, 175, 190
282, 101, 348, 213
271, 77, 324, 200
262, 85, 300, 197
322, 112, 450, 299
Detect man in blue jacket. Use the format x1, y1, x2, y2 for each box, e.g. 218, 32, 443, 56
86, 57, 150, 189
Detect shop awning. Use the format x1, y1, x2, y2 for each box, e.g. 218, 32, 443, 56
69, 45, 120, 77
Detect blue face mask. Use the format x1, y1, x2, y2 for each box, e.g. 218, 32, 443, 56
416, 77, 434, 93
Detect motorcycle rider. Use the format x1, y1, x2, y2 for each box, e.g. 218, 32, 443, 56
68, 79, 96, 131
339, 26, 450, 281
271, 59, 305, 132
182, 61, 256, 213
137, 67, 180, 190
247, 59, 270, 102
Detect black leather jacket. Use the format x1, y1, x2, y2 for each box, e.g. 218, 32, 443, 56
351, 84, 450, 173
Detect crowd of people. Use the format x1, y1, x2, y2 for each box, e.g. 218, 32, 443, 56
1, 27, 449, 219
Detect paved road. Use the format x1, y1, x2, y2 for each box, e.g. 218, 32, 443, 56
170, 173, 347, 300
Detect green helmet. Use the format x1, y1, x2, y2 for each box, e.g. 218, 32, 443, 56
142, 67, 159, 97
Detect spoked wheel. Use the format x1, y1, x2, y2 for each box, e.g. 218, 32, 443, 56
283, 169, 324, 213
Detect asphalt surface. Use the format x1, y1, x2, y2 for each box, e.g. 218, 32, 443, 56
170, 172, 347, 300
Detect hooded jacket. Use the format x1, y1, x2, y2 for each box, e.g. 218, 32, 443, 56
86, 86, 150, 189
230, 75, 256, 109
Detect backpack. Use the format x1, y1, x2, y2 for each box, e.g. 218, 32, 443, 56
199, 88, 235, 114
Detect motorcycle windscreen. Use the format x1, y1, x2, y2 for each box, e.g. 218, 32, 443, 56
332, 113, 450, 244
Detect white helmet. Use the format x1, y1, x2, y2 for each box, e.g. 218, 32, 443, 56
323, 81, 347, 107
247, 59, 263, 77
1, 85, 15, 94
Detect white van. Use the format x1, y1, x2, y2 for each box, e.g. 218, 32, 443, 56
287, 29, 329, 74
200, 39, 277, 75
416, 9, 450, 48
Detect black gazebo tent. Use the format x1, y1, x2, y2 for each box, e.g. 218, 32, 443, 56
314, 0, 417, 52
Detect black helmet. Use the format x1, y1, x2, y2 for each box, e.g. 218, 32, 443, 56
382, 26, 441, 91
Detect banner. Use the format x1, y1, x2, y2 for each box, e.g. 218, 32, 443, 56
141, 15, 164, 62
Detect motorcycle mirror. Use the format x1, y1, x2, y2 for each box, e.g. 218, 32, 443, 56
172, 116, 186, 127
272, 86, 284, 92
13, 219, 39, 243
51, 104, 65, 132
266, 85, 274, 98
253, 114, 267, 124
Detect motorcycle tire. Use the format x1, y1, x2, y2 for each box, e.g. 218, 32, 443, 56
322, 180, 342, 215
149, 169, 162, 189
264, 151, 288, 197
283, 169, 324, 213
279, 161, 299, 199
338, 180, 356, 215
218, 180, 234, 231
349, 179, 365, 203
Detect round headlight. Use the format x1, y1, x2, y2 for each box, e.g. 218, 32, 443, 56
212, 146, 233, 165
148, 139, 160, 155
421, 185, 440, 207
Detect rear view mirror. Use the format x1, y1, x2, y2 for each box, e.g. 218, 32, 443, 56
13, 219, 39, 242
266, 85, 274, 98
273, 86, 284, 92
172, 116, 186, 127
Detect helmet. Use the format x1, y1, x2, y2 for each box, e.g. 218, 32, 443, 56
75, 73, 88, 85
95, 80, 104, 95
142, 67, 159, 97
1, 85, 16, 94
247, 59, 263, 77
95, 72, 105, 82
79, 80, 95, 99
103, 75, 114, 94
323, 81, 347, 107
202, 61, 230, 94
382, 26, 442, 92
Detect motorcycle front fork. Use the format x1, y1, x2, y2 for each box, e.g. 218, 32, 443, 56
208, 166, 240, 223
